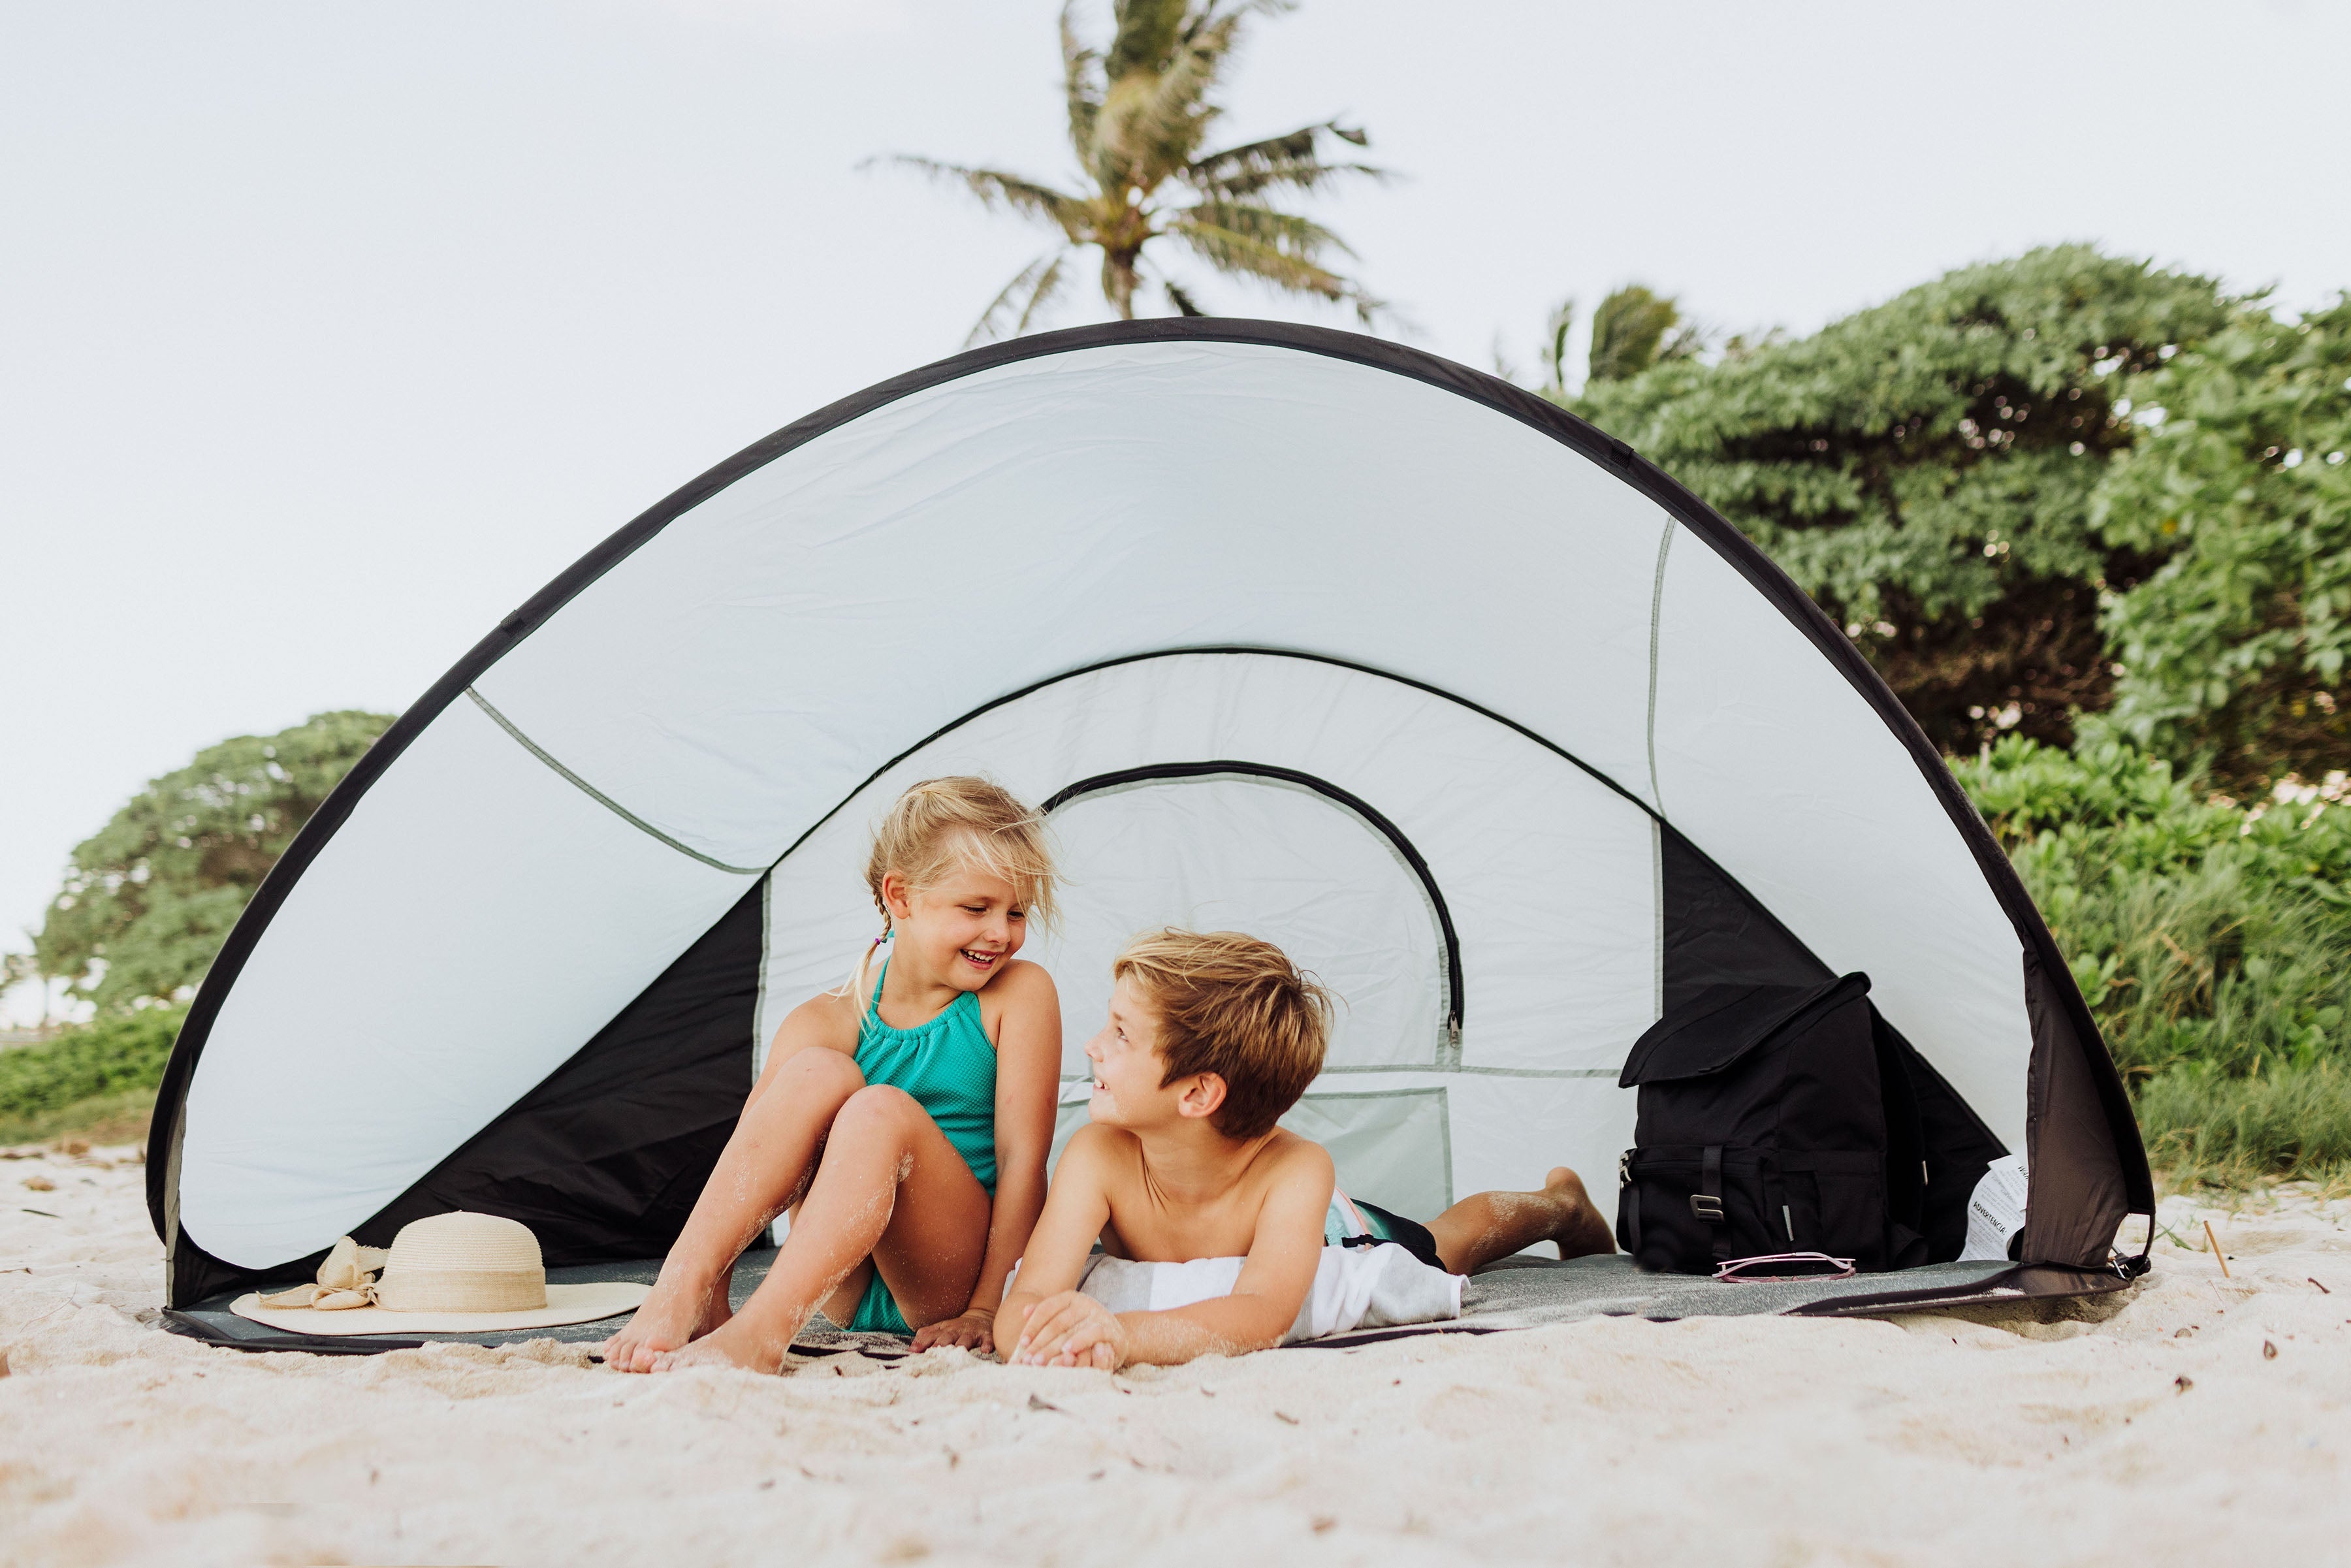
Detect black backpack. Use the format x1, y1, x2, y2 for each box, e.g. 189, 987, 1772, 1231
1616, 973, 1928, 1274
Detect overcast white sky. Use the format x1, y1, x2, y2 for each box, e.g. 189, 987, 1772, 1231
4, 0, 2347, 1023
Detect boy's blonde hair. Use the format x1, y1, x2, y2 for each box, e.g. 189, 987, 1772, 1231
849, 776, 1057, 1008
1113, 929, 1332, 1141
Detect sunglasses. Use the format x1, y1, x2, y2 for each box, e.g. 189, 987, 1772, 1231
1712, 1251, 1857, 1283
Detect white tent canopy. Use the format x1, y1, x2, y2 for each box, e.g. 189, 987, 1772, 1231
150, 323, 2147, 1307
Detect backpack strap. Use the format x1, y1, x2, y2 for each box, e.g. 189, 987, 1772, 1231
1691, 1144, 1725, 1224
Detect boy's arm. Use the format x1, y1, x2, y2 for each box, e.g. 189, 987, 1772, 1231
1014, 1141, 1334, 1369
989, 1123, 1117, 1360
916, 962, 1061, 1351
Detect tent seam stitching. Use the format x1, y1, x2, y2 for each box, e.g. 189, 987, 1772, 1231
462, 688, 765, 875
1645, 519, 1674, 814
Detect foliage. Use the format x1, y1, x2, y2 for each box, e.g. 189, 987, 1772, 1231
1585, 286, 1699, 383
881, 0, 1386, 340
1955, 736, 2351, 1179
2090, 296, 2351, 788
0, 1006, 182, 1126
32, 711, 393, 1014
2132, 1059, 2351, 1189
1571, 246, 2233, 754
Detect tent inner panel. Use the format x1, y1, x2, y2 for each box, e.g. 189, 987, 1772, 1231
471, 340, 1669, 872
759, 650, 1659, 1215
177, 697, 760, 1269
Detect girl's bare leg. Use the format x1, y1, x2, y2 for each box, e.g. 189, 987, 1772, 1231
600, 1048, 865, 1372
1425, 1166, 1616, 1275
654, 1084, 991, 1373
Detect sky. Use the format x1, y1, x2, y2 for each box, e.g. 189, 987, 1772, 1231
4, 0, 2348, 1025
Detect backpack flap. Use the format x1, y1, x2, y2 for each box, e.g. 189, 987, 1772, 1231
1618, 973, 1873, 1088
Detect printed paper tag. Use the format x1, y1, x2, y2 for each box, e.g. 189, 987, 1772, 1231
1959, 1153, 2029, 1261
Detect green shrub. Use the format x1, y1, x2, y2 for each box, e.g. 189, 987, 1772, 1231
1956, 737, 2351, 1181
0, 1007, 184, 1125
2134, 1059, 2351, 1189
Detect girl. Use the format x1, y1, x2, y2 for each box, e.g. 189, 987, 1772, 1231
602, 776, 1061, 1373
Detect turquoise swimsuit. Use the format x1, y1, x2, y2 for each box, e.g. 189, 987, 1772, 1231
842, 963, 999, 1335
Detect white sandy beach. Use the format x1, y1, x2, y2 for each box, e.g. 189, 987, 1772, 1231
3, 1146, 2346, 1568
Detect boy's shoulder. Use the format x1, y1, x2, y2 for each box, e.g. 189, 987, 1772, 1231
1059, 1119, 1140, 1174
1253, 1128, 1334, 1187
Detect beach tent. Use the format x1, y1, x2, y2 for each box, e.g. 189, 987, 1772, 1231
148, 321, 2152, 1315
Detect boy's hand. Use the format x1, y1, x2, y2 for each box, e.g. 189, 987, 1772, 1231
912, 1307, 997, 1354
1010, 1290, 1127, 1369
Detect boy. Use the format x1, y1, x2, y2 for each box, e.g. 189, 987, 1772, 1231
1000, 929, 1614, 1369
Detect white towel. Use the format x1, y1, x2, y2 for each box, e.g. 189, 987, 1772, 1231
1074, 1242, 1463, 1343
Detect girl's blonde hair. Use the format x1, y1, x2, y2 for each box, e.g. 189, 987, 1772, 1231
846, 776, 1058, 1010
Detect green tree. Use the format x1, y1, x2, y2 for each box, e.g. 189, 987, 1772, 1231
883, 0, 1385, 342
1569, 246, 2233, 752
2090, 296, 2351, 786
33, 711, 394, 1014
1586, 285, 1700, 383
1536, 287, 1700, 393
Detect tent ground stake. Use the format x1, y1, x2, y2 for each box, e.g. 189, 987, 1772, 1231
2203, 1219, 2230, 1278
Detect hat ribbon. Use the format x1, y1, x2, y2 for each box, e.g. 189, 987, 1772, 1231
255, 1236, 392, 1311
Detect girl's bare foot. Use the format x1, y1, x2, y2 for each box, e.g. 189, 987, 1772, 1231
649, 1307, 802, 1375
1543, 1166, 1617, 1259
599, 1272, 731, 1373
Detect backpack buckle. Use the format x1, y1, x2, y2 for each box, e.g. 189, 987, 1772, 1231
1689, 1193, 1724, 1223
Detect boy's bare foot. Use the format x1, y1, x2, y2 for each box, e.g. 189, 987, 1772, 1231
648, 1309, 800, 1375
599, 1273, 731, 1373
1543, 1166, 1617, 1259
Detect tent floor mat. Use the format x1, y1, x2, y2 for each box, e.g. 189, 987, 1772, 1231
161, 1249, 2132, 1358
1296, 1254, 2129, 1349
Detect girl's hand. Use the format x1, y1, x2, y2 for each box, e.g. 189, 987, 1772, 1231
912, 1307, 997, 1354
1010, 1290, 1127, 1369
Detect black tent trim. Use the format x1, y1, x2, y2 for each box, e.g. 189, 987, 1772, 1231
1039, 758, 1466, 1049
149, 319, 2150, 1296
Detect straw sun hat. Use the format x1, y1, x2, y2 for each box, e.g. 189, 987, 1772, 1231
230, 1211, 648, 1336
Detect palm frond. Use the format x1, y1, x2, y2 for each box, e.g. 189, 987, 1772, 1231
1015, 251, 1073, 336
874, 155, 1088, 241
1179, 199, 1350, 262
1588, 285, 1686, 383
1164, 279, 1207, 316
1183, 121, 1386, 199
1539, 299, 1576, 392
1096, 8, 1242, 187
1105, 0, 1192, 82
1166, 214, 1347, 300
1184, 156, 1384, 202
967, 250, 1075, 346
1059, 3, 1104, 172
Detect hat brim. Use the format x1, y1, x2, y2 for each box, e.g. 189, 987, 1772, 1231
229, 1280, 650, 1337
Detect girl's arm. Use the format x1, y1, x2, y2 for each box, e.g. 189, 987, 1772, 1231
912, 960, 1061, 1352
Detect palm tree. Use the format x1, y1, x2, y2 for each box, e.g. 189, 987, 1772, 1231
1585, 286, 1703, 383
878, 0, 1386, 344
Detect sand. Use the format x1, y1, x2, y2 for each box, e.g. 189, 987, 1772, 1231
3, 1148, 2347, 1567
